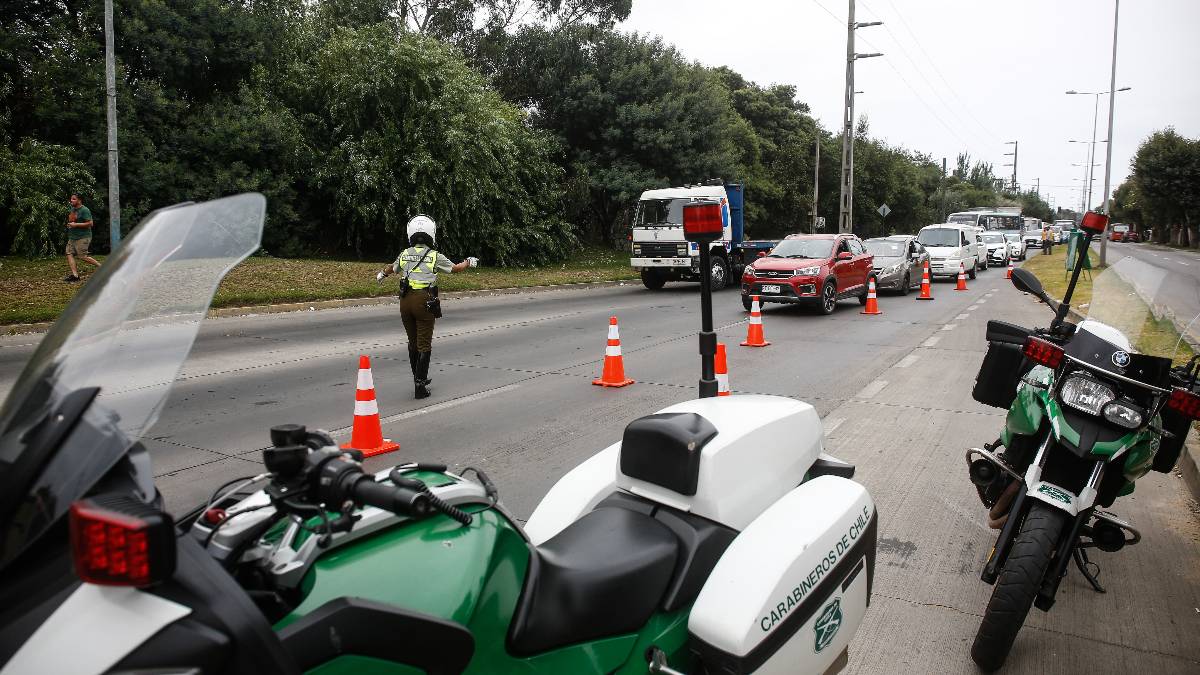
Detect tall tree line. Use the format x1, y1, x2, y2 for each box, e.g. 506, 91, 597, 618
1, 0, 1051, 261
1111, 128, 1200, 246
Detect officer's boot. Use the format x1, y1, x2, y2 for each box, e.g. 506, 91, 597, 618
414, 352, 432, 399
407, 345, 419, 380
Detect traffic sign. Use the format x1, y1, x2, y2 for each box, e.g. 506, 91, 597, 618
877, 204, 891, 218
815, 216, 826, 230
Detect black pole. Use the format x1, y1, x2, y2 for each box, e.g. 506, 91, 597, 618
1052, 230, 1094, 330
698, 244, 718, 398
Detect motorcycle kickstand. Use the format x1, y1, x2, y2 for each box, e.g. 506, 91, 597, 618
1073, 548, 1106, 594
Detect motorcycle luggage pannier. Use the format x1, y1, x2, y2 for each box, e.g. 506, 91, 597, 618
973, 320, 1033, 409
688, 476, 877, 675
1153, 406, 1192, 473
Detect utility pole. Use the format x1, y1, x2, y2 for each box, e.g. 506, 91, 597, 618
812, 139, 820, 233
940, 157, 947, 222
837, 0, 881, 234
1003, 141, 1017, 192
1099, 0, 1120, 267
104, 0, 121, 249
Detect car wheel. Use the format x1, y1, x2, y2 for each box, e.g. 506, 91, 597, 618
742, 295, 752, 312
641, 270, 666, 290
900, 272, 911, 295
708, 256, 729, 292
968, 262, 977, 280
858, 277, 873, 305
820, 281, 837, 315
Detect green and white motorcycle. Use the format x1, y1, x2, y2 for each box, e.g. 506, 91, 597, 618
0, 195, 878, 675
965, 213, 1200, 671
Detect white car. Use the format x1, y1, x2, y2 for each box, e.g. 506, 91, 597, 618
916, 224, 979, 279
982, 232, 1011, 267
1005, 233, 1027, 260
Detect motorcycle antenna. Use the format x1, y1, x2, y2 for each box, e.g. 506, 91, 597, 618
683, 199, 723, 398
1054, 212, 1108, 330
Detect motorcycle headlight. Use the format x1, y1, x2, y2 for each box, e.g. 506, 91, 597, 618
1102, 400, 1144, 429
1059, 374, 1116, 416
795, 266, 821, 276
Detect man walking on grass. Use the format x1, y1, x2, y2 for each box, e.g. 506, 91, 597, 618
64, 193, 100, 282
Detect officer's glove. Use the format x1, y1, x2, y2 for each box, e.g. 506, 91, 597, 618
376, 270, 386, 283
467, 257, 479, 268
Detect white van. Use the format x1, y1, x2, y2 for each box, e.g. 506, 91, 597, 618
916, 224, 980, 279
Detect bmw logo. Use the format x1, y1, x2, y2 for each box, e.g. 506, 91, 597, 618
1112, 351, 1131, 368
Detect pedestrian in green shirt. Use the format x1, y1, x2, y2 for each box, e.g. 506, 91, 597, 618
64, 193, 101, 282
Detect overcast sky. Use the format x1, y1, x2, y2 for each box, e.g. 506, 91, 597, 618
620, 0, 1200, 216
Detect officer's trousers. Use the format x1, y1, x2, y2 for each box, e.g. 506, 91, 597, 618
400, 288, 436, 353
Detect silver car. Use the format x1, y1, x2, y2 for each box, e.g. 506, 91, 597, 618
865, 235, 930, 295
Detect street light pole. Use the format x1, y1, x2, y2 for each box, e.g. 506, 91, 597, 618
1099, 0, 1121, 266
812, 138, 820, 233
837, 0, 881, 234
104, 0, 121, 249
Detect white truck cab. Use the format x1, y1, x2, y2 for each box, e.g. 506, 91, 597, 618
631, 183, 745, 291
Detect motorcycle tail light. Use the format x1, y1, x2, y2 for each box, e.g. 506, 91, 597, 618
1023, 337, 1064, 369
70, 495, 175, 587
1167, 387, 1200, 421
683, 201, 723, 241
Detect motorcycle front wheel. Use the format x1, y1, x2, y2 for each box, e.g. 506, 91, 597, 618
971, 501, 1068, 672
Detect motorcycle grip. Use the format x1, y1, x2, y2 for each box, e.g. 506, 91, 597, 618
351, 478, 433, 517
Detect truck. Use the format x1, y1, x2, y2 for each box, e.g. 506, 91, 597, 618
630, 181, 750, 291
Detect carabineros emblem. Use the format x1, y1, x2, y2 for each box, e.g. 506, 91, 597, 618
814, 597, 843, 653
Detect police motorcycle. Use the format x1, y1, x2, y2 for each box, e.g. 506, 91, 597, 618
0, 194, 878, 674
965, 211, 1200, 671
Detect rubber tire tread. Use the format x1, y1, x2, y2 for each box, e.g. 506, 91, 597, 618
641, 270, 666, 290
971, 502, 1067, 672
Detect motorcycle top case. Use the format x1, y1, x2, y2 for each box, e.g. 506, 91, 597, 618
688, 476, 877, 674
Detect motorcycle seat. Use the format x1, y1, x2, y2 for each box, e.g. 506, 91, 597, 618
507, 504, 679, 656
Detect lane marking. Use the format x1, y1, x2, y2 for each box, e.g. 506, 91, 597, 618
941, 324, 957, 331
967, 305, 979, 311
977, 300, 988, 305
856, 380, 889, 399
895, 354, 920, 368
923, 336, 941, 347
955, 313, 969, 320
375, 384, 522, 426
823, 417, 845, 436
1179, 261, 1190, 266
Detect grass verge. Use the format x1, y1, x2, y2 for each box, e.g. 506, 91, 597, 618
1, 247, 639, 326
1020, 244, 1194, 364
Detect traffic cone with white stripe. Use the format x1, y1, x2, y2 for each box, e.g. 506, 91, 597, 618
860, 277, 882, 315
741, 296, 771, 347
1006, 259, 1013, 279
341, 355, 400, 458
592, 316, 635, 387
955, 262, 969, 291
716, 343, 731, 396
916, 260, 934, 301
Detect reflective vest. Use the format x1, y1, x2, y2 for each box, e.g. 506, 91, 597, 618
395, 246, 439, 289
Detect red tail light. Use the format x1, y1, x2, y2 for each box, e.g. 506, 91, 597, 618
1023, 337, 1065, 368
683, 200, 723, 242
1167, 387, 1200, 421
70, 496, 175, 587
1080, 211, 1109, 234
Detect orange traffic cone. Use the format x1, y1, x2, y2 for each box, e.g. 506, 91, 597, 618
341, 355, 400, 458
916, 260, 934, 301
593, 316, 635, 387
1006, 259, 1013, 279
861, 277, 882, 315
716, 343, 731, 396
955, 262, 969, 291
741, 296, 771, 347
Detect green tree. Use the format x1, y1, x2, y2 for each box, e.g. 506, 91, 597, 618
1130, 128, 1200, 246
0, 139, 97, 256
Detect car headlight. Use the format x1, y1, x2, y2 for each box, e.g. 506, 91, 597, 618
1060, 374, 1116, 416
1102, 400, 1144, 429
882, 263, 902, 275
795, 266, 821, 276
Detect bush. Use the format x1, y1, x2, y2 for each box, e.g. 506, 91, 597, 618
0, 140, 98, 257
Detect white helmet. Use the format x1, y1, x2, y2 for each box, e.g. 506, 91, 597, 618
406, 214, 437, 244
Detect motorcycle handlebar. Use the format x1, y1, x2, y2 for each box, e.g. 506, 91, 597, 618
347, 474, 434, 517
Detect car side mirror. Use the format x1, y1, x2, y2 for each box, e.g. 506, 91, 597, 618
837, 251, 852, 261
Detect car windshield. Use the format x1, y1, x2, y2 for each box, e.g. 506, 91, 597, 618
0, 194, 265, 572
864, 240, 904, 257
768, 239, 834, 259
635, 198, 686, 226
1005, 234, 1020, 242
917, 229, 960, 247
983, 234, 1005, 244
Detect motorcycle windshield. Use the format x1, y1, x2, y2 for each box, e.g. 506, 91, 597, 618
0, 194, 264, 570
1072, 255, 1179, 387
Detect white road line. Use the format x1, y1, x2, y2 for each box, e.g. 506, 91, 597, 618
923, 336, 941, 347
967, 305, 979, 310
895, 354, 920, 368
977, 299, 988, 305
823, 417, 845, 436
1179, 261, 1190, 266
855, 380, 889, 399
941, 323, 957, 331
376, 384, 522, 425
955, 313, 970, 320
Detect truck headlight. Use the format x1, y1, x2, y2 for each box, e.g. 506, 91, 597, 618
1060, 374, 1116, 416
1102, 400, 1144, 429
679, 244, 690, 256
795, 266, 821, 276
632, 244, 642, 256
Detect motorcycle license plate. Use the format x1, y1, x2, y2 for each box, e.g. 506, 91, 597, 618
761, 284, 781, 294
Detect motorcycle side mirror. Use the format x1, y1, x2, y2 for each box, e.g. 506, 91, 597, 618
758, 251, 767, 258
1010, 268, 1051, 305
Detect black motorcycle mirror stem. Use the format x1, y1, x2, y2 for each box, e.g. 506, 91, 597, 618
684, 198, 723, 398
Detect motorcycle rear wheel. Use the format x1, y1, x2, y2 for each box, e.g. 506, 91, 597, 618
971, 501, 1067, 672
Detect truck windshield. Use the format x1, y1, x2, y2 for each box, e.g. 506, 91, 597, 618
635, 199, 686, 226
768, 239, 834, 259
917, 229, 960, 247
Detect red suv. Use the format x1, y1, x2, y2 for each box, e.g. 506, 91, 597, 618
740, 234, 875, 314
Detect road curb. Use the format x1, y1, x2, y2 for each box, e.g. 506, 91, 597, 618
1180, 436, 1200, 503
3, 279, 638, 335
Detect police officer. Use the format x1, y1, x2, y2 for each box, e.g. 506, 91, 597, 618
377, 215, 478, 399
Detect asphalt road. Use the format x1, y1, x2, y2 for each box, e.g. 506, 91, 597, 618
1, 265, 1197, 673
1095, 241, 1200, 343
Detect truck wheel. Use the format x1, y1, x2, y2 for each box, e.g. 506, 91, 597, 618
641, 270, 666, 290
708, 256, 729, 292
971, 502, 1068, 672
